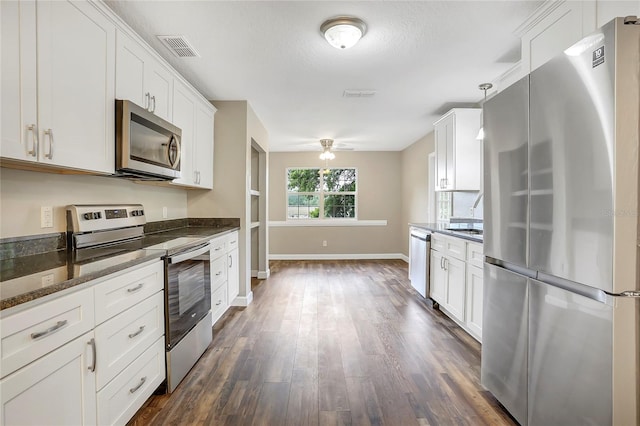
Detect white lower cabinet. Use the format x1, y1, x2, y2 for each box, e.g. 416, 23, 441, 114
430, 234, 483, 342
0, 259, 166, 425
444, 256, 466, 320
430, 250, 447, 303
210, 231, 240, 326
228, 247, 239, 304
465, 265, 484, 339
97, 337, 165, 426
0, 331, 97, 425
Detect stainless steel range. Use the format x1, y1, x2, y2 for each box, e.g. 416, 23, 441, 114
67, 204, 213, 393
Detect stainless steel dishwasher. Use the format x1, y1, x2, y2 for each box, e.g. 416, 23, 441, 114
409, 227, 431, 298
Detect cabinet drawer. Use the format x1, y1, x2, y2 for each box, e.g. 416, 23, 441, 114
211, 284, 228, 326
94, 260, 164, 325
211, 255, 227, 290
97, 337, 165, 426
210, 236, 226, 260
466, 242, 484, 269
94, 291, 164, 390
226, 231, 238, 251
444, 237, 466, 261
0, 287, 94, 379
431, 234, 446, 252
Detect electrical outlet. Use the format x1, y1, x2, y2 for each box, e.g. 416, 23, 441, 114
41, 273, 54, 287
41, 206, 53, 228
322, 240, 328, 247
162, 206, 168, 219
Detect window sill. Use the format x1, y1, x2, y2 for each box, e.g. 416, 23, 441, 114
269, 220, 387, 227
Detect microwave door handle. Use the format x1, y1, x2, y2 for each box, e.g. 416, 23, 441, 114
168, 136, 180, 169
168, 243, 210, 264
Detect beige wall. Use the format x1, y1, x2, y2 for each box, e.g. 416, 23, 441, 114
188, 100, 269, 299
0, 168, 187, 238
269, 151, 403, 256
400, 131, 435, 256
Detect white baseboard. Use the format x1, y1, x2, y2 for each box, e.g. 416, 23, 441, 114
251, 269, 258, 278
257, 269, 270, 279
399, 254, 409, 263
231, 291, 253, 307
269, 253, 406, 261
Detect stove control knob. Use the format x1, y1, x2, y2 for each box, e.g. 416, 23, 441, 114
92, 212, 100, 219
83, 213, 92, 220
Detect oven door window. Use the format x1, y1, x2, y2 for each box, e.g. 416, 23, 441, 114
178, 263, 206, 315
167, 254, 211, 347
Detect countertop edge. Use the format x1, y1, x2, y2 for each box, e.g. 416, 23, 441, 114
1, 254, 164, 314
1, 226, 241, 313
409, 223, 483, 244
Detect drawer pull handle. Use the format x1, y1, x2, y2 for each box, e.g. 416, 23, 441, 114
88, 338, 97, 372
229, 254, 233, 268
215, 247, 222, 251
129, 376, 147, 394
230, 240, 236, 244
216, 300, 222, 306
127, 283, 144, 293
31, 320, 68, 339
216, 271, 222, 276
128, 325, 146, 339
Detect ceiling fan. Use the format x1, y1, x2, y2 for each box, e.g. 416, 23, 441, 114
297, 138, 355, 152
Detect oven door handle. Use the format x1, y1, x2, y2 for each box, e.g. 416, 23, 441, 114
168, 243, 211, 264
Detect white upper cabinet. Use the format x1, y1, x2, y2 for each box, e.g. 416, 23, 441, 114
171, 80, 215, 189
116, 30, 173, 122
1, 0, 116, 174
434, 108, 482, 191
194, 100, 215, 189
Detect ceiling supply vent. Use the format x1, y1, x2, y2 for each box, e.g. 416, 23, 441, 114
343, 89, 376, 98
156, 35, 200, 58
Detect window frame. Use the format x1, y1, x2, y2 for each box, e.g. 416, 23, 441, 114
285, 167, 358, 221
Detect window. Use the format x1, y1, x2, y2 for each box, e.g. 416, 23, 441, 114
437, 191, 452, 222
287, 168, 357, 219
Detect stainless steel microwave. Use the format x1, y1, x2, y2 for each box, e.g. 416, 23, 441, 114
115, 99, 181, 180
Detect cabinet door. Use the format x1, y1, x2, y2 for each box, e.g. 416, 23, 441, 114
444, 256, 466, 320
116, 31, 148, 110
434, 125, 447, 191
36, 0, 115, 173
465, 265, 483, 340
115, 30, 172, 122
228, 247, 239, 304
1, 0, 38, 163
146, 62, 173, 122
0, 332, 96, 425
171, 81, 196, 186
430, 250, 446, 304
194, 100, 215, 189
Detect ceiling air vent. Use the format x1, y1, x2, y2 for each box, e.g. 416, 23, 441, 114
343, 89, 376, 98
156, 35, 200, 58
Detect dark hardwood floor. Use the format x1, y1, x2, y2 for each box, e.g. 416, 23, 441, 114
129, 260, 515, 426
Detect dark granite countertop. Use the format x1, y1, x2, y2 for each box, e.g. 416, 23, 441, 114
0, 219, 240, 312
409, 222, 483, 244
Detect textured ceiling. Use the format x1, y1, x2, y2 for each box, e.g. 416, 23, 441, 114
105, 1, 542, 152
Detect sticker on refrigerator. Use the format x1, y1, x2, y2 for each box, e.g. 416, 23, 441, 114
592, 46, 605, 68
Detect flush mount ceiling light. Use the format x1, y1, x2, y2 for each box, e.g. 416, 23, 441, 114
319, 139, 336, 160
320, 17, 367, 49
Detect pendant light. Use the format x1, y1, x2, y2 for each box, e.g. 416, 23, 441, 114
321, 17, 367, 49
476, 83, 493, 140
319, 139, 335, 160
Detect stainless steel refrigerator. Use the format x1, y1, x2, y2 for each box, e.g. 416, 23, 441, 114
481, 17, 640, 426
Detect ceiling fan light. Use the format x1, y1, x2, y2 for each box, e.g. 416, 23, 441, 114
321, 17, 366, 49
